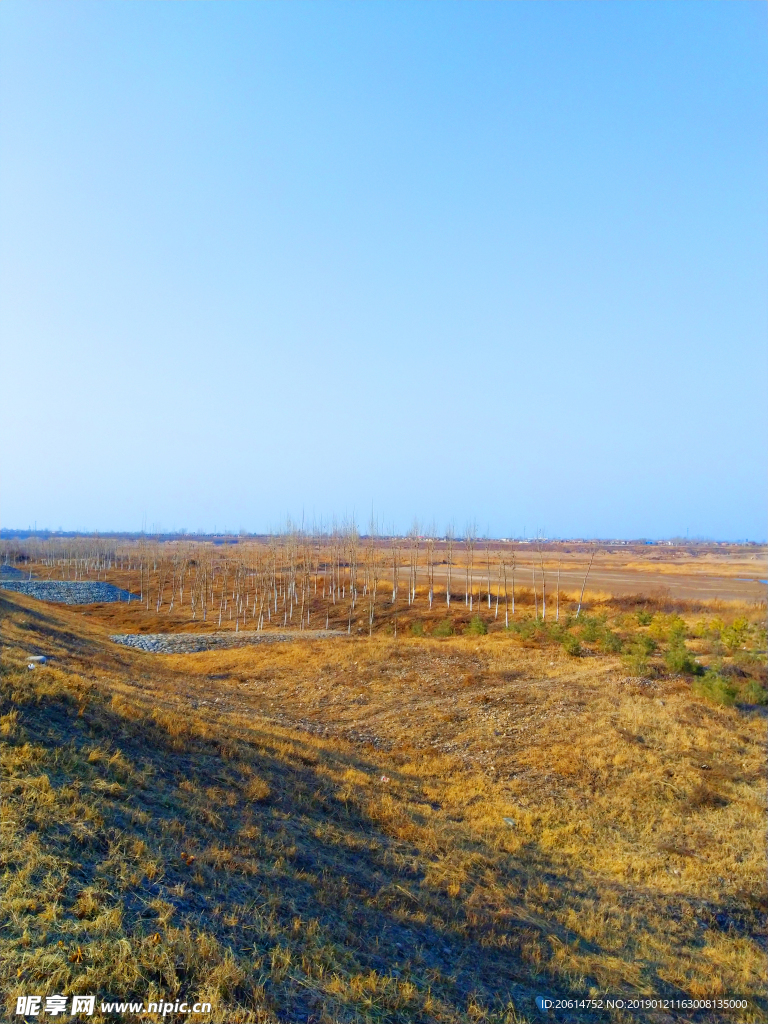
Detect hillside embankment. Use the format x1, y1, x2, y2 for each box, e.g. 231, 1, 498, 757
1, 589, 766, 1023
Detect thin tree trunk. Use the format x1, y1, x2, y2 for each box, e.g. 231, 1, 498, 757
537, 543, 546, 622
576, 548, 596, 618
446, 534, 452, 607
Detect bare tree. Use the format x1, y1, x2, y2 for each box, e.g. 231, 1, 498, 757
367, 531, 380, 636
408, 527, 420, 607
537, 540, 546, 622
427, 535, 435, 610
576, 547, 596, 618
218, 561, 229, 628
446, 528, 453, 607
465, 525, 476, 610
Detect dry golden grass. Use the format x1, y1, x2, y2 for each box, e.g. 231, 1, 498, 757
1, 587, 766, 1023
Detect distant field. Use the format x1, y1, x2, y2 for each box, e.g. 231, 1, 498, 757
426, 558, 766, 605
1, 534, 766, 1022
2, 538, 764, 636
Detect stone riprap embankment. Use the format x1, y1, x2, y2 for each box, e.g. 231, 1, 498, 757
0, 580, 137, 604
110, 630, 344, 654
1, 564, 28, 580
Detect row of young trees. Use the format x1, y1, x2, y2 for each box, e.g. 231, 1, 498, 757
1, 531, 595, 632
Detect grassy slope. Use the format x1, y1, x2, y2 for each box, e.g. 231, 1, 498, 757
1, 590, 766, 1023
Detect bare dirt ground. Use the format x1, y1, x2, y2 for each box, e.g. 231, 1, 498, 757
427, 563, 765, 604
426, 545, 768, 605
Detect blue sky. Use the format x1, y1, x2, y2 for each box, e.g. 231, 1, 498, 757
1, 1, 765, 539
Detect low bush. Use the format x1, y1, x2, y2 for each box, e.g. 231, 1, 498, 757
649, 613, 686, 642
693, 671, 737, 707
721, 618, 750, 653
562, 634, 582, 657
742, 680, 768, 705
637, 635, 658, 655
432, 619, 453, 637
692, 619, 714, 639
664, 639, 699, 675
507, 617, 540, 641
579, 616, 602, 642
465, 615, 488, 636
623, 641, 652, 677
600, 629, 623, 654
542, 622, 565, 644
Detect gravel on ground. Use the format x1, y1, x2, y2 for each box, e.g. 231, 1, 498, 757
109, 630, 344, 653
0, 580, 137, 604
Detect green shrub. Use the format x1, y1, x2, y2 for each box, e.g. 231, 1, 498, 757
693, 671, 737, 707
579, 616, 601, 642
433, 619, 453, 637
465, 615, 488, 636
542, 622, 565, 644
636, 609, 653, 626
664, 639, 698, 675
623, 642, 651, 677
626, 634, 657, 662
410, 620, 424, 637
695, 617, 727, 643
562, 634, 582, 657
649, 613, 686, 642
668, 617, 687, 642
721, 618, 750, 652
507, 618, 537, 640
600, 629, 623, 654
741, 680, 768, 705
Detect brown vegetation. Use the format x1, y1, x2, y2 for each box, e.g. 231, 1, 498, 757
1, 537, 767, 1022
2, 534, 765, 636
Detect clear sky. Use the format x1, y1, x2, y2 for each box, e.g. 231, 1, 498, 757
1, 1, 766, 540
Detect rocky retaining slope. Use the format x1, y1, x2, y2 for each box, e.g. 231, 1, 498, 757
109, 630, 344, 654
0, 580, 137, 604
1, 564, 28, 580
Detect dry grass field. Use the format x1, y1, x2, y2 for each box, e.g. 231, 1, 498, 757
1, 539, 766, 1023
